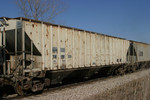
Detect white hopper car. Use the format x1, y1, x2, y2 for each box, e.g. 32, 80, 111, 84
0, 17, 150, 95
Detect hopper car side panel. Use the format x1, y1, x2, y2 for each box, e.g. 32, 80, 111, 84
24, 20, 133, 81
25, 21, 43, 70
95, 34, 101, 66
100, 35, 105, 65
109, 37, 113, 64
80, 31, 85, 67
86, 32, 91, 66
91, 33, 96, 66
66, 29, 73, 68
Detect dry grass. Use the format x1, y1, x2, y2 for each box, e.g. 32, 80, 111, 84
87, 76, 150, 100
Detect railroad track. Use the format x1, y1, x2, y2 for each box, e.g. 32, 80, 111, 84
3, 68, 147, 100
4, 75, 114, 100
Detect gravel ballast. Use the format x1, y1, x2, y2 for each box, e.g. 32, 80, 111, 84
17, 69, 150, 100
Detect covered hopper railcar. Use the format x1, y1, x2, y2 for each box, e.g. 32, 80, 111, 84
0, 17, 150, 95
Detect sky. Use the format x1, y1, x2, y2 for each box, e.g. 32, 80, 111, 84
0, 0, 150, 43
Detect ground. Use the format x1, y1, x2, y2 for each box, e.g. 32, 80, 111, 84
4, 69, 150, 100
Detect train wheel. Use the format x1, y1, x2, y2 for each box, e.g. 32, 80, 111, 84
127, 66, 133, 73
31, 82, 44, 94
115, 67, 125, 75
131, 65, 136, 72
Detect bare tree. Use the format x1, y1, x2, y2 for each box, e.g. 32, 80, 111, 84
16, 0, 67, 22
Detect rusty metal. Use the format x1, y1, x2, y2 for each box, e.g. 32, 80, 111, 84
15, 83, 24, 96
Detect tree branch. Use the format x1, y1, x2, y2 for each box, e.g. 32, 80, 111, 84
16, 0, 67, 22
